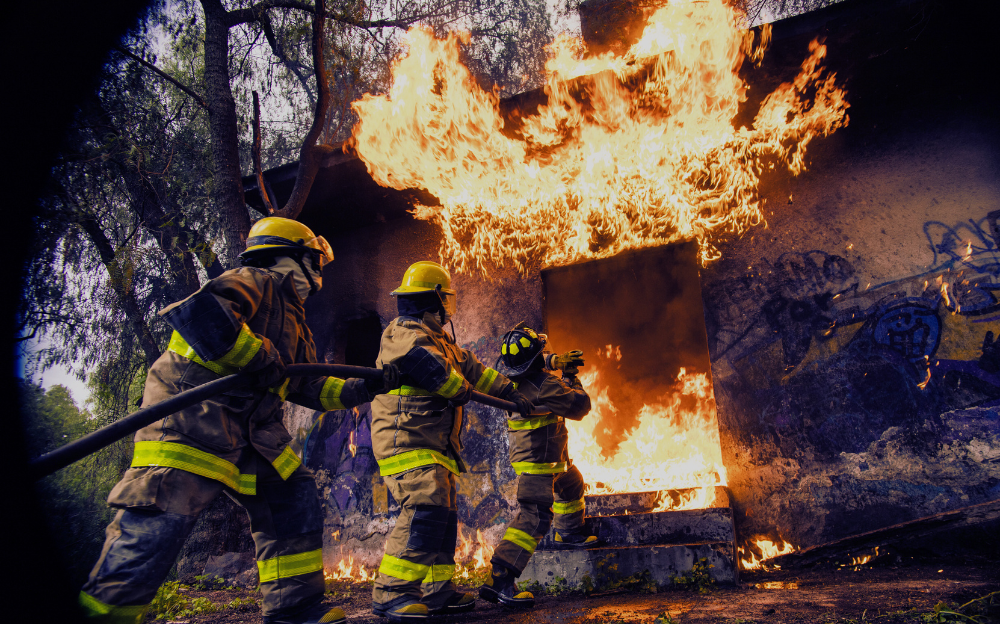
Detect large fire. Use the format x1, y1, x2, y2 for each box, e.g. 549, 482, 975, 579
349, 0, 848, 273
570, 363, 726, 505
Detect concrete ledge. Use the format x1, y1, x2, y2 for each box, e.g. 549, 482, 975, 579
519, 542, 737, 590
585, 486, 730, 516
537, 507, 735, 550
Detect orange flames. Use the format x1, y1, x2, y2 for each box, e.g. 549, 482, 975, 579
350, 0, 848, 273
324, 525, 494, 584
568, 365, 726, 500
739, 536, 796, 570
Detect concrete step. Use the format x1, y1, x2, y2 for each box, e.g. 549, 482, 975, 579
537, 507, 735, 550
519, 541, 737, 591
584, 486, 730, 516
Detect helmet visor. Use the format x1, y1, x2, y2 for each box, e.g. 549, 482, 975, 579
306, 236, 335, 267
442, 292, 457, 321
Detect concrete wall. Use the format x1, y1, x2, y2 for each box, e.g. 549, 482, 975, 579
282, 0, 1000, 566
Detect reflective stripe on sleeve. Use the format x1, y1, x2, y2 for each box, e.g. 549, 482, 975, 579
423, 563, 456, 584
474, 368, 499, 393
388, 385, 434, 397
552, 498, 586, 515
507, 415, 560, 430
379, 554, 429, 582
131, 441, 256, 495
435, 368, 465, 398
214, 323, 263, 368
319, 377, 346, 410
78, 591, 149, 624
501, 527, 538, 555
257, 548, 324, 583
271, 445, 301, 480
511, 461, 567, 475
166, 325, 261, 376
377, 449, 459, 476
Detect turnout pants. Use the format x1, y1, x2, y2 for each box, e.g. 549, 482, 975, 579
79, 457, 325, 624
372, 464, 459, 611
492, 464, 586, 575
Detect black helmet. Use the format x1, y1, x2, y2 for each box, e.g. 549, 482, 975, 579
496, 324, 546, 377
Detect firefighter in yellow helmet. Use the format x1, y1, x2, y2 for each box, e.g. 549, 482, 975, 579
79, 217, 396, 624
480, 323, 596, 609
370, 261, 534, 622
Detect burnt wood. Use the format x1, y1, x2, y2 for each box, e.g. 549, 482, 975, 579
536, 507, 735, 551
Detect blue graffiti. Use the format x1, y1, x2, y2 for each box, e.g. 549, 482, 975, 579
923, 213, 1000, 277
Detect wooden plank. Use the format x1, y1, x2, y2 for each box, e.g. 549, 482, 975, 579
772, 498, 1000, 568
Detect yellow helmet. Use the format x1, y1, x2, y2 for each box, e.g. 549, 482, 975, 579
393, 261, 456, 320
240, 217, 334, 267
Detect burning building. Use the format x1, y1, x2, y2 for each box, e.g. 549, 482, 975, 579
186, 0, 1000, 586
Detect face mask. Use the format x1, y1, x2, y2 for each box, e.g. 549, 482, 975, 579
269, 256, 322, 300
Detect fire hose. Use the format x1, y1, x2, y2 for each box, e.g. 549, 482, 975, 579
28, 363, 537, 481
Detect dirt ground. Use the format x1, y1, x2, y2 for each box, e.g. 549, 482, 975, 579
165, 559, 999, 624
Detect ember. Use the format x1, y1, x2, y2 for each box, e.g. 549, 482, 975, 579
349, 0, 848, 273
739, 536, 797, 570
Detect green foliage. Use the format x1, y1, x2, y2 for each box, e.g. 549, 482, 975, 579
191, 574, 236, 591
919, 591, 999, 623
21, 382, 127, 588
654, 612, 679, 624
147, 580, 261, 620
670, 557, 716, 594
148, 581, 219, 620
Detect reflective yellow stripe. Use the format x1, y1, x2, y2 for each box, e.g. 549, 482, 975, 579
507, 415, 560, 430
423, 563, 456, 583
78, 591, 149, 624
320, 377, 346, 410
388, 385, 434, 397
502, 527, 538, 555
475, 368, 499, 393
166, 325, 262, 375
269, 378, 291, 401
379, 554, 429, 582
435, 368, 465, 398
215, 324, 262, 368
167, 331, 231, 375
257, 548, 323, 583
377, 449, 459, 476
132, 441, 256, 495
271, 445, 301, 480
511, 461, 567, 475
553, 498, 586, 515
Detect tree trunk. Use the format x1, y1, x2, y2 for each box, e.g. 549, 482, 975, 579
201, 0, 251, 269
76, 212, 161, 369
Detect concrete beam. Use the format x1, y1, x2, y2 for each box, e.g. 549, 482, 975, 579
519, 542, 737, 590
537, 507, 735, 550
584, 486, 731, 516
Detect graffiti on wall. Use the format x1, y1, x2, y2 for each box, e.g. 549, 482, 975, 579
705, 210, 1000, 458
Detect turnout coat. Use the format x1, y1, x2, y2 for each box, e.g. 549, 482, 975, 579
111, 267, 364, 504
506, 370, 591, 474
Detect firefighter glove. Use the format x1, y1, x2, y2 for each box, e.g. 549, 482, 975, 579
244, 355, 286, 388
343, 377, 373, 405
549, 350, 584, 373
507, 390, 535, 417
367, 363, 401, 394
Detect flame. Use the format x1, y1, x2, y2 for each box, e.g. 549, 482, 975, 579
739, 537, 796, 570
650, 485, 718, 512
453, 527, 494, 581
325, 552, 376, 582
568, 365, 727, 495
350, 0, 848, 273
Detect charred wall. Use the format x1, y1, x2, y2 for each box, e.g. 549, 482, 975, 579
255, 0, 1000, 569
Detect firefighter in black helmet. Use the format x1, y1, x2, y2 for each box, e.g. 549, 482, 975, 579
480, 323, 598, 609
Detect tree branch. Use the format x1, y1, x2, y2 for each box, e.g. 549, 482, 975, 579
274, 0, 332, 219
258, 10, 315, 104
115, 46, 209, 111
252, 91, 277, 215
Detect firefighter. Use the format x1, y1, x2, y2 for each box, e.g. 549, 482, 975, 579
479, 323, 597, 609
370, 261, 534, 622
79, 217, 394, 624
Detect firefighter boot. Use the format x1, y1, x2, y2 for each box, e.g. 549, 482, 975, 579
372, 596, 429, 621
554, 530, 600, 548
263, 602, 346, 624
427, 591, 476, 615
479, 565, 534, 609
